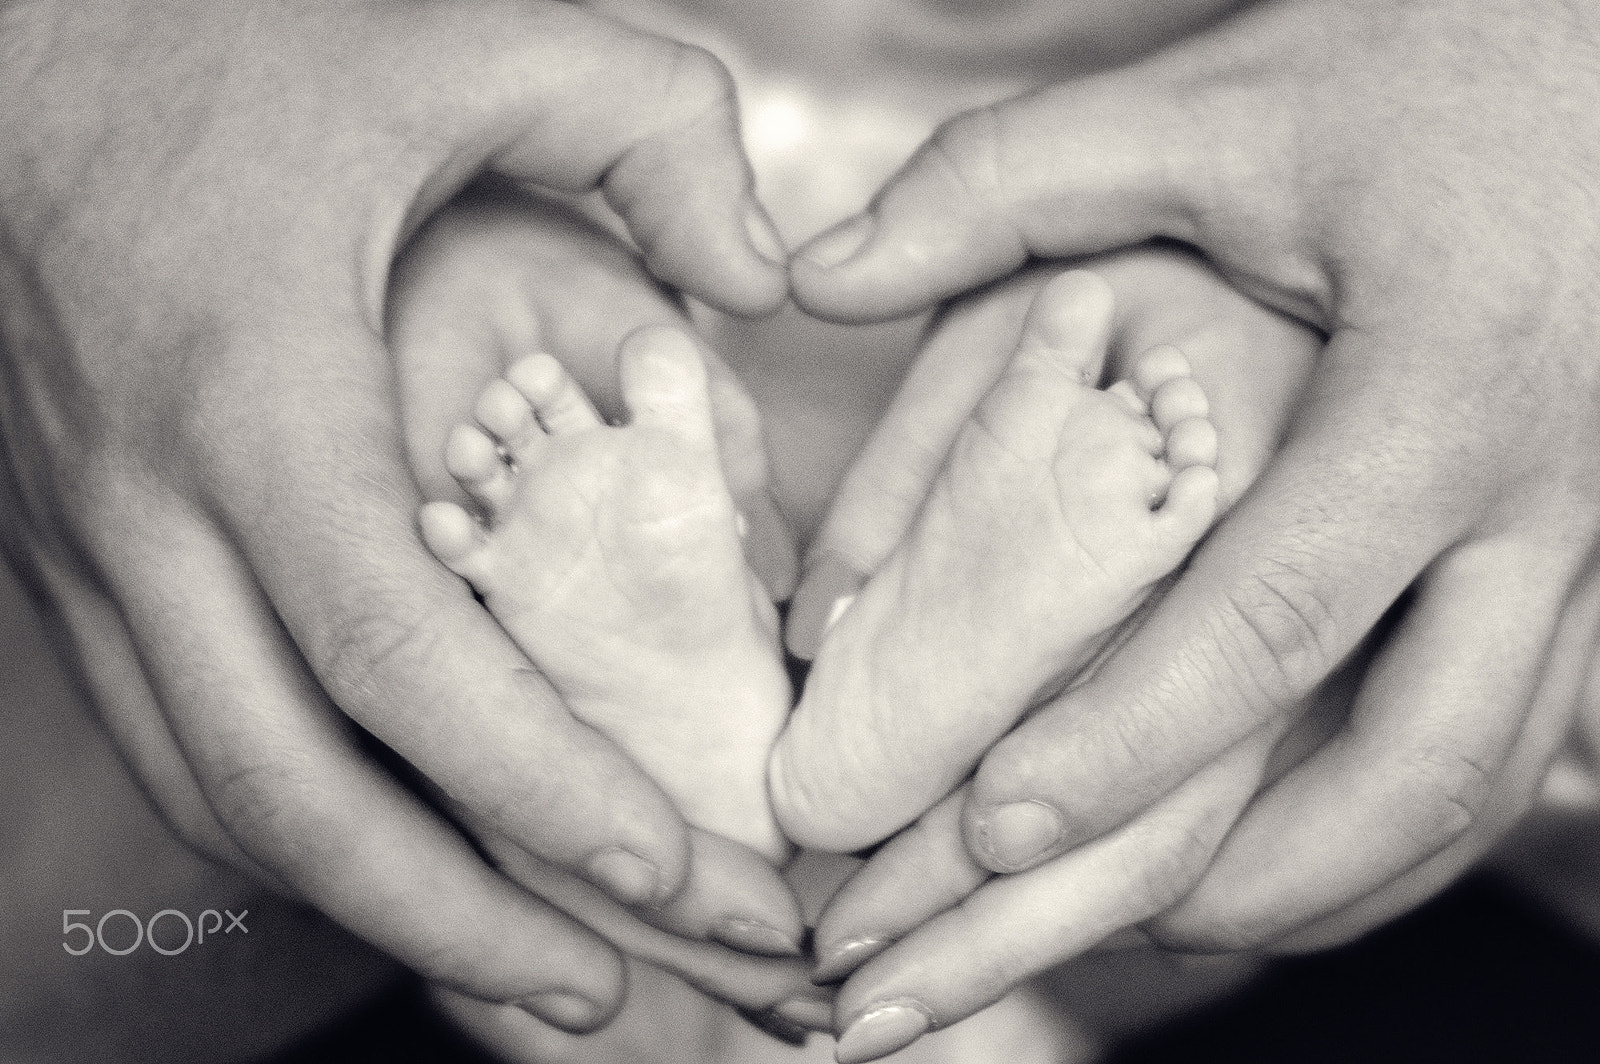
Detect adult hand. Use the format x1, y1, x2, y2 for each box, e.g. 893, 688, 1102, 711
0, 0, 786, 1032
783, 0, 1600, 1051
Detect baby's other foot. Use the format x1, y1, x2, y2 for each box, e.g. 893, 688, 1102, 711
772, 271, 1219, 852
421, 327, 791, 861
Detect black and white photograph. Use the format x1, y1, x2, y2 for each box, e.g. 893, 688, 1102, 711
4, 1, 1600, 1061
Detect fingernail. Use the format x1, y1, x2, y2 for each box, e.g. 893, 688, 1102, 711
835, 1001, 933, 1064
811, 936, 890, 984
584, 847, 662, 907
520, 991, 604, 1033
801, 214, 874, 270
773, 994, 835, 1033
785, 551, 866, 660
744, 203, 789, 268
712, 917, 802, 957
978, 800, 1064, 871
824, 593, 856, 633
735, 1004, 811, 1047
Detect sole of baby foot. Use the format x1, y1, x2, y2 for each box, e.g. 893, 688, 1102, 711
772, 271, 1219, 853
421, 328, 791, 861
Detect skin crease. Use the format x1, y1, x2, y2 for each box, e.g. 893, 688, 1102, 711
3, 1, 1598, 1061
777, 0, 1600, 1052
0, 0, 799, 1035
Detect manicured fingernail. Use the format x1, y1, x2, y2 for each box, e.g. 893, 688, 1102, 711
584, 847, 662, 907
773, 994, 835, 1032
978, 800, 1064, 871
811, 936, 890, 984
520, 991, 604, 1033
801, 214, 874, 270
825, 594, 856, 632
835, 1001, 933, 1064
735, 1005, 810, 1047
712, 917, 802, 957
785, 551, 866, 660
744, 203, 789, 268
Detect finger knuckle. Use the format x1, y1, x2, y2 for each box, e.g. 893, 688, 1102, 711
309, 589, 450, 711
1117, 823, 1220, 919
1215, 557, 1337, 715
158, 801, 246, 866
651, 39, 736, 130
1394, 742, 1493, 851
208, 756, 323, 872
927, 105, 1010, 208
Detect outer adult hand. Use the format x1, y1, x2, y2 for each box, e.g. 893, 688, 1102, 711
783, 0, 1600, 1051
0, 0, 786, 1032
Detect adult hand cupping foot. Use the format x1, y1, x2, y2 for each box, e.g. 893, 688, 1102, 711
0, 0, 790, 1034
781, 0, 1600, 1054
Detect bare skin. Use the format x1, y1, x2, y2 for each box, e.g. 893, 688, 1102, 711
421, 330, 791, 862
773, 270, 1221, 853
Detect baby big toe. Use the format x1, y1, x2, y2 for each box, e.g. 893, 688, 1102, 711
619, 327, 718, 449
1016, 270, 1116, 384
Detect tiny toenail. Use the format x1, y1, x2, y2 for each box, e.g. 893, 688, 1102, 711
583, 847, 662, 907
801, 214, 875, 270
734, 510, 750, 538
980, 801, 1064, 871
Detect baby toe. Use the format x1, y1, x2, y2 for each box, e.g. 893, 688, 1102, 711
619, 326, 717, 448
509, 352, 603, 436
1016, 270, 1115, 385
1149, 375, 1210, 433
1132, 344, 1192, 404
445, 424, 516, 513
1154, 464, 1220, 546
1165, 416, 1219, 471
1106, 379, 1149, 416
419, 501, 494, 585
475, 377, 538, 451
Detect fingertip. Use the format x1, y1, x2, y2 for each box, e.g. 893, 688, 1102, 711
784, 551, 868, 660
962, 798, 1069, 874
518, 987, 619, 1035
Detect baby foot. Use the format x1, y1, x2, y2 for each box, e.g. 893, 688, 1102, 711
420, 326, 791, 861
771, 271, 1220, 853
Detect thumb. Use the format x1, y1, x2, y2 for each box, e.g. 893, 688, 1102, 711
789, 13, 1296, 324
429, 2, 787, 317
